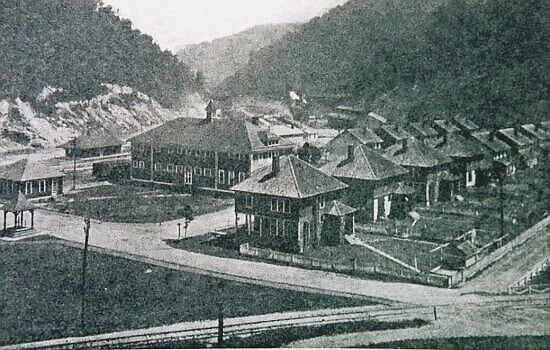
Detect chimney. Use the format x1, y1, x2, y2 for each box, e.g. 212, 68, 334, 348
347, 144, 355, 161
514, 124, 520, 136
272, 155, 280, 175
488, 131, 495, 141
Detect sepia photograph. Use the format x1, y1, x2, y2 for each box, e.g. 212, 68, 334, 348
0, 0, 548, 349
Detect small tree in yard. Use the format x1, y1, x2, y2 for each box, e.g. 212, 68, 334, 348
181, 205, 194, 238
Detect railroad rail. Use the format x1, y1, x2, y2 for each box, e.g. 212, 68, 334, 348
1, 305, 425, 350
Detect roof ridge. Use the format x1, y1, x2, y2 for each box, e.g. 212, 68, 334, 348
358, 145, 375, 177
287, 156, 302, 199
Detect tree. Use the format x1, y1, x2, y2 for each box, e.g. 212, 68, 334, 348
297, 142, 321, 164
181, 205, 194, 238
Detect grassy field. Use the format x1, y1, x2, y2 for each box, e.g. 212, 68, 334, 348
48, 184, 233, 223
0, 240, 374, 346
364, 335, 550, 349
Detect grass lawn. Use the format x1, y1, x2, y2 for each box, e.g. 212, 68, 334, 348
47, 184, 233, 223
0, 240, 374, 346
363, 335, 550, 349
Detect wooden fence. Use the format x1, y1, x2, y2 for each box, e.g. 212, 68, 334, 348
239, 243, 450, 288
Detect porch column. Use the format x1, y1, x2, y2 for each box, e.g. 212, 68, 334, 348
352, 214, 355, 235
31, 209, 35, 229
247, 215, 251, 235
339, 216, 346, 244
426, 182, 431, 207
235, 211, 239, 229
3, 211, 6, 231
259, 216, 263, 237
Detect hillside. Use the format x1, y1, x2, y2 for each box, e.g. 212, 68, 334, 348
177, 23, 300, 89
0, 85, 206, 154
0, 0, 200, 107
218, 0, 550, 127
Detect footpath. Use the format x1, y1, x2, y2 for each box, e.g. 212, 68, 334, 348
12, 209, 550, 306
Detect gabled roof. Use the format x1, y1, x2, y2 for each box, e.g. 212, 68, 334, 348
0, 159, 63, 182
521, 124, 548, 141
130, 118, 293, 154
433, 119, 460, 134
323, 200, 356, 216
434, 133, 484, 159
409, 122, 438, 138
470, 131, 511, 153
347, 128, 383, 145
59, 128, 123, 150
231, 155, 347, 199
378, 125, 411, 141
367, 112, 387, 124
497, 128, 534, 147
384, 138, 452, 168
1, 192, 35, 212
452, 115, 480, 131
320, 145, 407, 181
270, 125, 304, 137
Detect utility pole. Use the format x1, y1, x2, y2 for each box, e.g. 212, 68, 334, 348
80, 217, 91, 333
72, 138, 77, 191
217, 280, 225, 347
499, 176, 504, 238
177, 222, 182, 240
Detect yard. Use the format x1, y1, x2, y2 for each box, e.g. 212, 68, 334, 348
0, 239, 374, 346
47, 184, 233, 223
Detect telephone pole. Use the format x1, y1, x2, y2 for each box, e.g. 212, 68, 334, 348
80, 217, 91, 333
71, 138, 77, 191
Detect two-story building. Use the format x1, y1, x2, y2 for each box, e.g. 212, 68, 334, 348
409, 122, 439, 147
232, 155, 352, 253
384, 138, 453, 206
323, 127, 383, 162
320, 144, 409, 222
470, 130, 514, 183
376, 125, 411, 149
496, 127, 537, 168
0, 159, 64, 199
129, 113, 294, 193
452, 115, 480, 135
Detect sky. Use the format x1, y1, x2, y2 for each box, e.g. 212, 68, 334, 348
104, 0, 348, 52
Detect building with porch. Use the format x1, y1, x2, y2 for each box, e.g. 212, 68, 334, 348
232, 155, 352, 253
320, 144, 409, 222
384, 138, 453, 207
1, 192, 35, 237
0, 159, 63, 199
129, 113, 294, 193
59, 128, 124, 159
496, 127, 537, 168
469, 130, 514, 183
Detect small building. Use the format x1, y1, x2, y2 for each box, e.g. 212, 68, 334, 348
232, 155, 352, 253
59, 128, 124, 158
324, 127, 383, 162
520, 124, 548, 151
320, 144, 409, 222
433, 133, 484, 189
433, 119, 461, 135
129, 109, 294, 193
496, 127, 537, 168
409, 122, 439, 146
470, 130, 514, 182
0, 159, 63, 199
452, 115, 480, 134
376, 124, 411, 148
384, 138, 453, 206
1, 192, 36, 236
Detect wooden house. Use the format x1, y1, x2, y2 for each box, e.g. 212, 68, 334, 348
129, 112, 294, 193
470, 130, 514, 182
232, 155, 352, 253
59, 128, 123, 158
433, 132, 484, 189
0, 159, 63, 199
433, 119, 460, 136
409, 122, 439, 146
452, 115, 480, 135
323, 127, 382, 162
496, 127, 537, 168
384, 138, 453, 207
520, 124, 548, 152
376, 125, 411, 148
320, 144, 409, 222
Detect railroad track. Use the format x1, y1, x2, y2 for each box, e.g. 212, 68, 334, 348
1, 305, 422, 350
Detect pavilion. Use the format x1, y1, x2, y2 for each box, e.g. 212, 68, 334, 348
1, 192, 35, 235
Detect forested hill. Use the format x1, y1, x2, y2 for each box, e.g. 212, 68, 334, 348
177, 23, 300, 89
0, 0, 199, 107
218, 0, 550, 127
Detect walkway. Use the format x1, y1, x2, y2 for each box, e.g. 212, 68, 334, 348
6, 208, 547, 306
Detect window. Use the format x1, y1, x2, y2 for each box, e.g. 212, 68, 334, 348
194, 167, 202, 176
132, 160, 139, 168
227, 170, 235, 185
184, 167, 193, 185
319, 196, 326, 209
245, 194, 253, 208
166, 164, 174, 173
175, 165, 183, 174
238, 172, 246, 183
203, 168, 212, 177
38, 179, 47, 192
154, 163, 162, 171
139, 161, 145, 169
25, 181, 32, 194
271, 198, 290, 213
218, 170, 225, 184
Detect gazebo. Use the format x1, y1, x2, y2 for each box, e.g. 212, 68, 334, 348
1, 192, 35, 234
